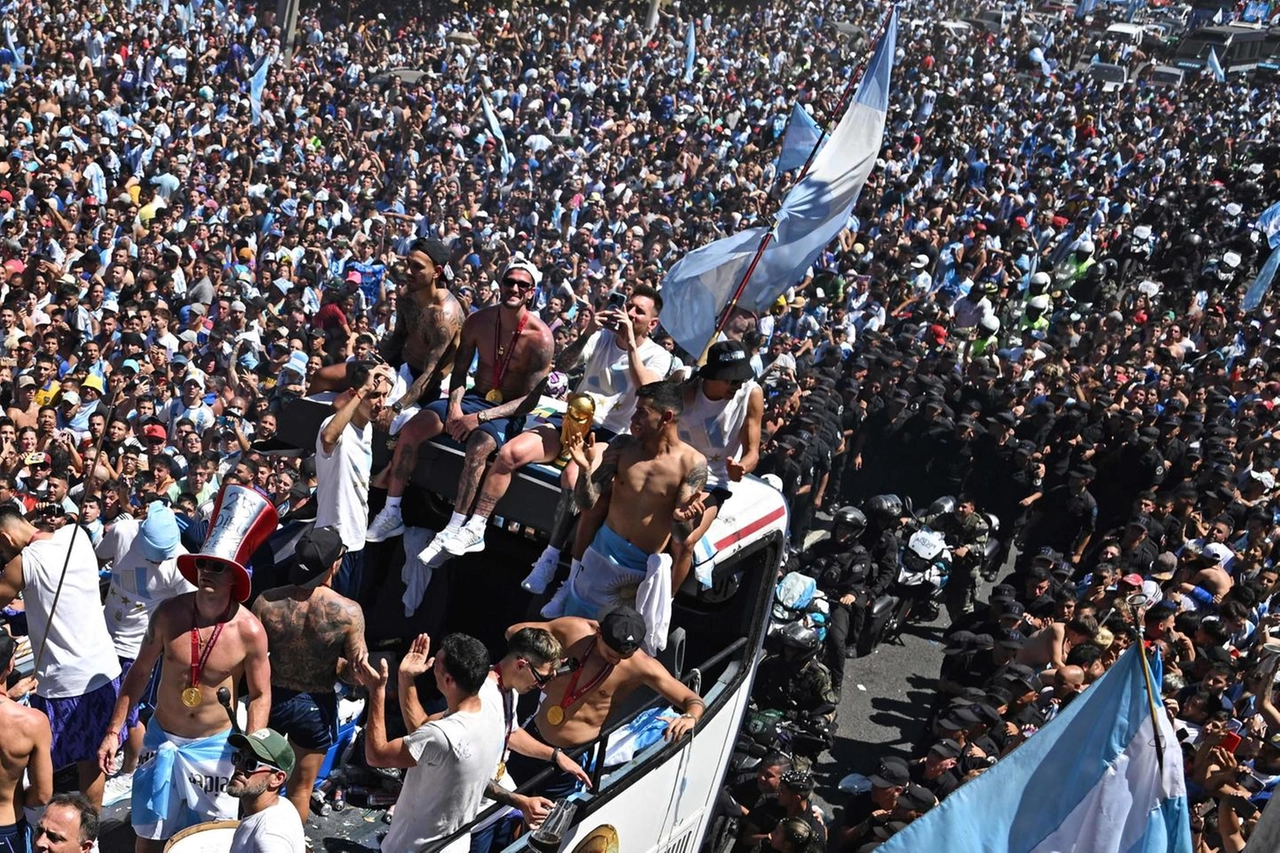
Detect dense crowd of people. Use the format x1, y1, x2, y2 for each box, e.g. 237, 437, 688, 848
0, 0, 1275, 850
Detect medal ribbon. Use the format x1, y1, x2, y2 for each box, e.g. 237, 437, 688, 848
493, 665, 515, 748
490, 312, 529, 395
189, 620, 225, 694
559, 640, 613, 712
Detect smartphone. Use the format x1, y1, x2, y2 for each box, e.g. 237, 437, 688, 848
1222, 731, 1243, 754
1226, 719, 1245, 735
1195, 800, 1216, 818
606, 290, 626, 312
1240, 772, 1265, 794
1232, 796, 1259, 818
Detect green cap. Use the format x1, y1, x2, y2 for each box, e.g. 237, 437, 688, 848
230, 728, 296, 776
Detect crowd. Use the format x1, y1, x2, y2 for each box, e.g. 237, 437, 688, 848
0, 0, 1274, 850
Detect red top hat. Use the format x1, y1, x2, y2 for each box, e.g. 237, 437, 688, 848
177, 484, 278, 602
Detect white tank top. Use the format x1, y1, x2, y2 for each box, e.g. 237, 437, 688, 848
23, 526, 122, 698
677, 378, 756, 488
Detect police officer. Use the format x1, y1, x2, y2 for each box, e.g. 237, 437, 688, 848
802, 507, 877, 694
922, 493, 990, 625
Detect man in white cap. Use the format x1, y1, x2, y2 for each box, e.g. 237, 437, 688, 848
161, 370, 215, 435
367, 259, 554, 566
97, 501, 193, 806
97, 484, 274, 850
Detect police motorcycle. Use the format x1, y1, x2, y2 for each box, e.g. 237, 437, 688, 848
1116, 224, 1157, 282
860, 496, 953, 654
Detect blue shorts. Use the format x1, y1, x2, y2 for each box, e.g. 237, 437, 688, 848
425, 393, 525, 448
33, 676, 122, 768
268, 687, 339, 752
0, 820, 26, 853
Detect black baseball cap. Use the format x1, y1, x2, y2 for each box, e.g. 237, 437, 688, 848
598, 605, 646, 656
290, 525, 345, 586
700, 341, 755, 382
929, 738, 962, 759
411, 237, 452, 267
870, 756, 911, 788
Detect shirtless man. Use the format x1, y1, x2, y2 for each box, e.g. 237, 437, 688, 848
505, 608, 704, 798
1018, 616, 1099, 672
97, 486, 272, 851
366, 258, 554, 565
443, 284, 677, 572
6, 375, 38, 429
541, 379, 707, 643
0, 634, 52, 852
309, 239, 462, 410
253, 525, 371, 822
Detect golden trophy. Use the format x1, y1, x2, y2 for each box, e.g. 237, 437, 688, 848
555, 393, 597, 468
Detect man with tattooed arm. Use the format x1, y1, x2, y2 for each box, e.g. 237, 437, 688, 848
252, 526, 373, 822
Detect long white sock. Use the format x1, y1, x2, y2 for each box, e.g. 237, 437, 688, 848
446, 511, 466, 530
465, 514, 488, 531
385, 496, 402, 510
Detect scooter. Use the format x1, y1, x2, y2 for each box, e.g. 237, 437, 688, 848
859, 507, 952, 655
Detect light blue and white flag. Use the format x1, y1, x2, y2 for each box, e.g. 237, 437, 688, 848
1244, 244, 1280, 312
1257, 200, 1280, 249
660, 9, 898, 356
1213, 6, 1225, 23
776, 104, 824, 174
481, 93, 515, 178
3, 21, 24, 66
1075, 0, 1098, 19
683, 21, 696, 82
879, 646, 1191, 853
248, 52, 272, 125
1207, 46, 1226, 82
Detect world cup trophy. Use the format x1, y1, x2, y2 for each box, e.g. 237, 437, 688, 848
555, 393, 597, 468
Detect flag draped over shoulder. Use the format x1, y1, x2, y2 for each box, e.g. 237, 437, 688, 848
248, 53, 272, 125
659, 9, 898, 356
878, 646, 1192, 853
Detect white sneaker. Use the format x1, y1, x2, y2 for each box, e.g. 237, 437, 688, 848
540, 581, 571, 619
102, 771, 134, 807
417, 529, 455, 565
522, 548, 561, 594
366, 506, 405, 542
442, 524, 486, 556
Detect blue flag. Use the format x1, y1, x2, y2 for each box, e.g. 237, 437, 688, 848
1244, 244, 1280, 312
683, 21, 695, 83
481, 94, 515, 178
1207, 47, 1226, 82
249, 53, 272, 125
879, 646, 1191, 853
776, 104, 824, 174
1213, 6, 1225, 23
1075, 0, 1098, 18
660, 8, 898, 356
3, 22, 24, 66
1257, 200, 1280, 249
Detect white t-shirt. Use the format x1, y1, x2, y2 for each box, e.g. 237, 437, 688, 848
381, 698, 505, 852
577, 331, 680, 434
473, 677, 517, 832
229, 798, 305, 852
23, 526, 122, 698
99, 517, 193, 660
313, 415, 373, 551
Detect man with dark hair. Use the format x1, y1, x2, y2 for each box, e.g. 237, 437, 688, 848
541, 380, 707, 645
32, 792, 97, 853
441, 284, 675, 576
358, 633, 505, 852
0, 505, 120, 810
253, 525, 372, 821
0, 633, 52, 851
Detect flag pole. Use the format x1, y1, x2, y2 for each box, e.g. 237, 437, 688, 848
1125, 593, 1167, 774
704, 9, 894, 352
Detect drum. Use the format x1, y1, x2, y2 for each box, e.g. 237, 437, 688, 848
163, 820, 240, 852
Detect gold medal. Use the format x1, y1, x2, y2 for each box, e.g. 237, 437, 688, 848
181, 686, 202, 708
495, 760, 506, 781
485, 389, 504, 404
546, 704, 565, 726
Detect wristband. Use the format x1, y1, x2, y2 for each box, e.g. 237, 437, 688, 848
550, 747, 561, 764
1189, 586, 1215, 605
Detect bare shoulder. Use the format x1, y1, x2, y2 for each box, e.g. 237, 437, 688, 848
233, 602, 268, 638
252, 587, 290, 613
321, 588, 363, 624
548, 616, 595, 647
153, 593, 194, 630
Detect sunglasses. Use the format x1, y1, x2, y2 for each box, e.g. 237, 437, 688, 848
193, 557, 229, 574
231, 751, 282, 774
501, 277, 534, 290
522, 658, 555, 688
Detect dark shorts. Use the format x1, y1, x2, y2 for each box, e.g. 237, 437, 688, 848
33, 676, 122, 768
708, 486, 733, 504
425, 393, 525, 448
117, 653, 160, 727
268, 687, 339, 752
0, 820, 26, 853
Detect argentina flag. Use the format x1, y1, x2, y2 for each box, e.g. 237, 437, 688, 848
878, 646, 1191, 853
660, 8, 897, 356
776, 103, 824, 174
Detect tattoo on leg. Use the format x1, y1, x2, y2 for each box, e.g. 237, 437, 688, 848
548, 487, 577, 549
456, 439, 496, 514
392, 444, 417, 487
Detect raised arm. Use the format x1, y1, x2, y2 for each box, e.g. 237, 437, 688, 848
571, 435, 630, 512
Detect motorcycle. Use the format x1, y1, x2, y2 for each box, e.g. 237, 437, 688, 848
859, 505, 953, 655
1116, 224, 1156, 282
